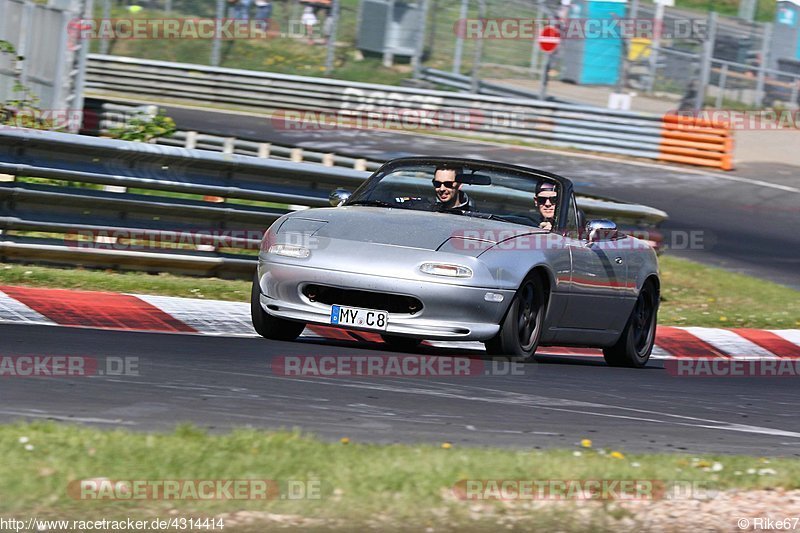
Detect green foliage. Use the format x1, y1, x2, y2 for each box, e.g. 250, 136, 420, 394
0, 40, 60, 131
107, 110, 177, 142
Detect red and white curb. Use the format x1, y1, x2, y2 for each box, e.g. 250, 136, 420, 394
1, 285, 798, 360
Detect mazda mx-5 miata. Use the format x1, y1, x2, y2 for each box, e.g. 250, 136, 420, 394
252, 158, 660, 368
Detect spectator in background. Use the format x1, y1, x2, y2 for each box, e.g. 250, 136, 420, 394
301, 6, 318, 44
230, 0, 252, 20
679, 79, 698, 112
255, 0, 273, 21
253, 0, 272, 34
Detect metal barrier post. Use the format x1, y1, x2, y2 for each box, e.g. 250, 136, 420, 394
469, 0, 485, 93
755, 23, 772, 109
695, 12, 717, 110
412, 0, 431, 79
716, 64, 728, 108
646, 0, 667, 94
185, 131, 198, 149
452, 0, 469, 74
211, 0, 224, 66
100, 0, 111, 55
324, 0, 340, 75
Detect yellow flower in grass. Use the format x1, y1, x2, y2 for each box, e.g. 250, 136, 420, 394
340, 437, 350, 445
441, 442, 452, 449
580, 439, 592, 448
610, 451, 625, 459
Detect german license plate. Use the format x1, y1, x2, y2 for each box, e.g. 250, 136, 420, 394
330, 305, 388, 331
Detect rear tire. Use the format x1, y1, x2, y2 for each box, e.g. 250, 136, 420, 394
603, 280, 658, 368
251, 273, 306, 341
483, 273, 547, 362
380, 334, 422, 351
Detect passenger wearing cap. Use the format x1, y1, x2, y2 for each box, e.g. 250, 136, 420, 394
432, 165, 473, 211
534, 182, 558, 231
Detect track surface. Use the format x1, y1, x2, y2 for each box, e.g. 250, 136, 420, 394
5, 104, 798, 456
160, 105, 800, 290
3, 323, 799, 455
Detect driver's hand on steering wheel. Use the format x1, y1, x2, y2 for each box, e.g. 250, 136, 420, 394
539, 221, 552, 231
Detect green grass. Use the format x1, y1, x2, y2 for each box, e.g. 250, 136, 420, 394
0, 422, 797, 530
0, 263, 250, 301
91, 2, 408, 85
658, 255, 799, 329
676, 0, 775, 22
0, 255, 797, 328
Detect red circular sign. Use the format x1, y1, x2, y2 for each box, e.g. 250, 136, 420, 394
539, 26, 561, 53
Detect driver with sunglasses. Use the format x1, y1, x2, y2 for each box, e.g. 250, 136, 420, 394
432, 165, 473, 211
534, 181, 558, 231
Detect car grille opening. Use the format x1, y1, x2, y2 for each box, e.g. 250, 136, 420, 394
302, 284, 423, 314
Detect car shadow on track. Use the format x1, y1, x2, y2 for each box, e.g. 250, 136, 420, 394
291, 331, 662, 368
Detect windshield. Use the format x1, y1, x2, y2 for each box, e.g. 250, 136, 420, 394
346, 162, 562, 229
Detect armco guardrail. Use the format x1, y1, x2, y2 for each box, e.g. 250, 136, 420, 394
156, 131, 382, 172
0, 128, 667, 278
84, 55, 735, 170
85, 100, 381, 171
419, 68, 574, 103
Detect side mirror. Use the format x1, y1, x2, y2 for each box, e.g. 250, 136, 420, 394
329, 188, 351, 207
586, 219, 618, 242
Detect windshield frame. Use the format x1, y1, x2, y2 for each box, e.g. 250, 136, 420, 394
345, 157, 575, 230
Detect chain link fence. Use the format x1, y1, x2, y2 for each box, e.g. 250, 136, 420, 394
87, 0, 800, 110
419, 0, 799, 110
0, 0, 91, 128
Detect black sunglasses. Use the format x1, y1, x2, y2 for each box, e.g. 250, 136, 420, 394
537, 194, 558, 205
432, 180, 457, 189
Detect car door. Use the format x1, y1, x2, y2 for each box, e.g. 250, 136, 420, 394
560, 194, 628, 331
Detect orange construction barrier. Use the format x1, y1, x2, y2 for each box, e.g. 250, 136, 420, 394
659, 114, 734, 170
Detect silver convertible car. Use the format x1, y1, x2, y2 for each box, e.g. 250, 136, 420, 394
252, 158, 660, 368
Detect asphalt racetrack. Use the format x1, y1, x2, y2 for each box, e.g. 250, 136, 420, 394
2, 324, 799, 456
3, 103, 798, 459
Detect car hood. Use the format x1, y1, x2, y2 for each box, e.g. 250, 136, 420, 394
279, 206, 544, 251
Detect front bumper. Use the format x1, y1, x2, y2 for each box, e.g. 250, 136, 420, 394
257, 260, 513, 341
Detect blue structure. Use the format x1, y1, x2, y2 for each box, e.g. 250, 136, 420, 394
771, 0, 800, 70
559, 0, 627, 85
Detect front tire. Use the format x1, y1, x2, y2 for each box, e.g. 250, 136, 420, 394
603, 280, 658, 368
484, 274, 547, 362
251, 273, 306, 341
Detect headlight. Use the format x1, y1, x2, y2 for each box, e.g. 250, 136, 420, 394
268, 244, 310, 258
419, 262, 473, 278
